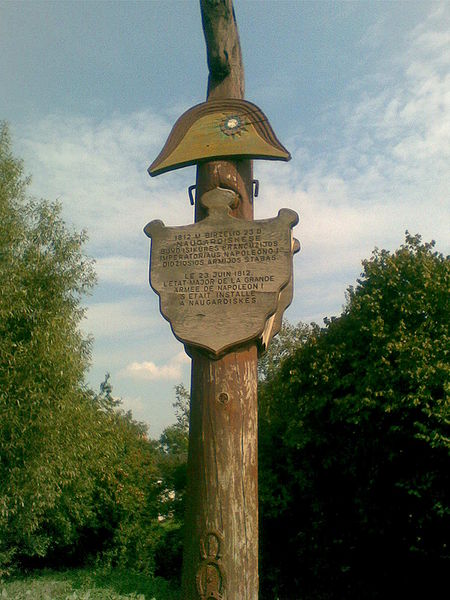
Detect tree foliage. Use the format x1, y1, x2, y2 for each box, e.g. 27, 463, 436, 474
154, 384, 190, 582
0, 124, 164, 576
88, 379, 162, 575
258, 320, 317, 381
0, 122, 99, 568
259, 234, 449, 599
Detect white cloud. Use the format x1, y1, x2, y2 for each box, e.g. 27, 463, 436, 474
10, 2, 449, 416
82, 298, 157, 338
95, 255, 148, 287
124, 351, 190, 382
254, 8, 450, 326
17, 109, 195, 258
119, 395, 146, 417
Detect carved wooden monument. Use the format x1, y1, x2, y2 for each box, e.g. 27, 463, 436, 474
145, 2, 299, 598
145, 188, 299, 356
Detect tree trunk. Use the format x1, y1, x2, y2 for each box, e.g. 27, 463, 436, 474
181, 1, 259, 598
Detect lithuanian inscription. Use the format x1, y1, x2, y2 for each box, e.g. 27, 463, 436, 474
144, 188, 299, 356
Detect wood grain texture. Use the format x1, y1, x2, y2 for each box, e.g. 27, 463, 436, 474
200, 0, 244, 100
195, 159, 253, 222
183, 346, 259, 599
182, 178, 259, 599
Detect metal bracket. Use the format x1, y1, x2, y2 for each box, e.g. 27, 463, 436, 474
190, 181, 258, 205
188, 184, 196, 206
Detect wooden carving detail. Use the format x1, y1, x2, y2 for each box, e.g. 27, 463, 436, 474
144, 187, 299, 356
196, 530, 225, 600
148, 99, 291, 177
260, 237, 300, 353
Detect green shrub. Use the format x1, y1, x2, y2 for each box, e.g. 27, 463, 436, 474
259, 234, 449, 599
0, 567, 181, 599
0, 122, 97, 570
0, 126, 166, 576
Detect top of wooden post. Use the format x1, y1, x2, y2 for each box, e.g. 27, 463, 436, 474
200, 0, 244, 100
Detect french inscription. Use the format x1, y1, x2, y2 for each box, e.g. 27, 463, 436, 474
145, 188, 299, 356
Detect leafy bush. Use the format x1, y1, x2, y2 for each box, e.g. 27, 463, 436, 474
0, 125, 166, 577
0, 122, 97, 571
153, 384, 189, 583
90, 396, 162, 575
0, 567, 181, 599
259, 234, 449, 599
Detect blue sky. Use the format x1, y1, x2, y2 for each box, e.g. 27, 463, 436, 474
1, 0, 449, 436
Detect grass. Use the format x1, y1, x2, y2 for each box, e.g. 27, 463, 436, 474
0, 568, 181, 600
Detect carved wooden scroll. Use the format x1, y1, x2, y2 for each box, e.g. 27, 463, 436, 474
260, 271, 297, 352
196, 530, 225, 600
148, 99, 291, 177
144, 187, 299, 357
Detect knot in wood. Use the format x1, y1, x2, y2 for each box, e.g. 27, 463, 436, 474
218, 392, 229, 405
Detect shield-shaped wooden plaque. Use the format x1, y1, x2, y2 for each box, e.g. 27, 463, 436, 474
144, 188, 299, 357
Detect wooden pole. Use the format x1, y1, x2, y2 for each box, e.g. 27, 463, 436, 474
181, 1, 259, 598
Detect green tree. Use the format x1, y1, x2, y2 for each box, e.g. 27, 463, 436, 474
0, 124, 188, 578
89, 377, 162, 575
154, 384, 190, 582
0, 122, 101, 570
258, 321, 316, 381
259, 234, 449, 599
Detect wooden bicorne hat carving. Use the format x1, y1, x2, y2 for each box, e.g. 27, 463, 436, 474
148, 99, 291, 177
